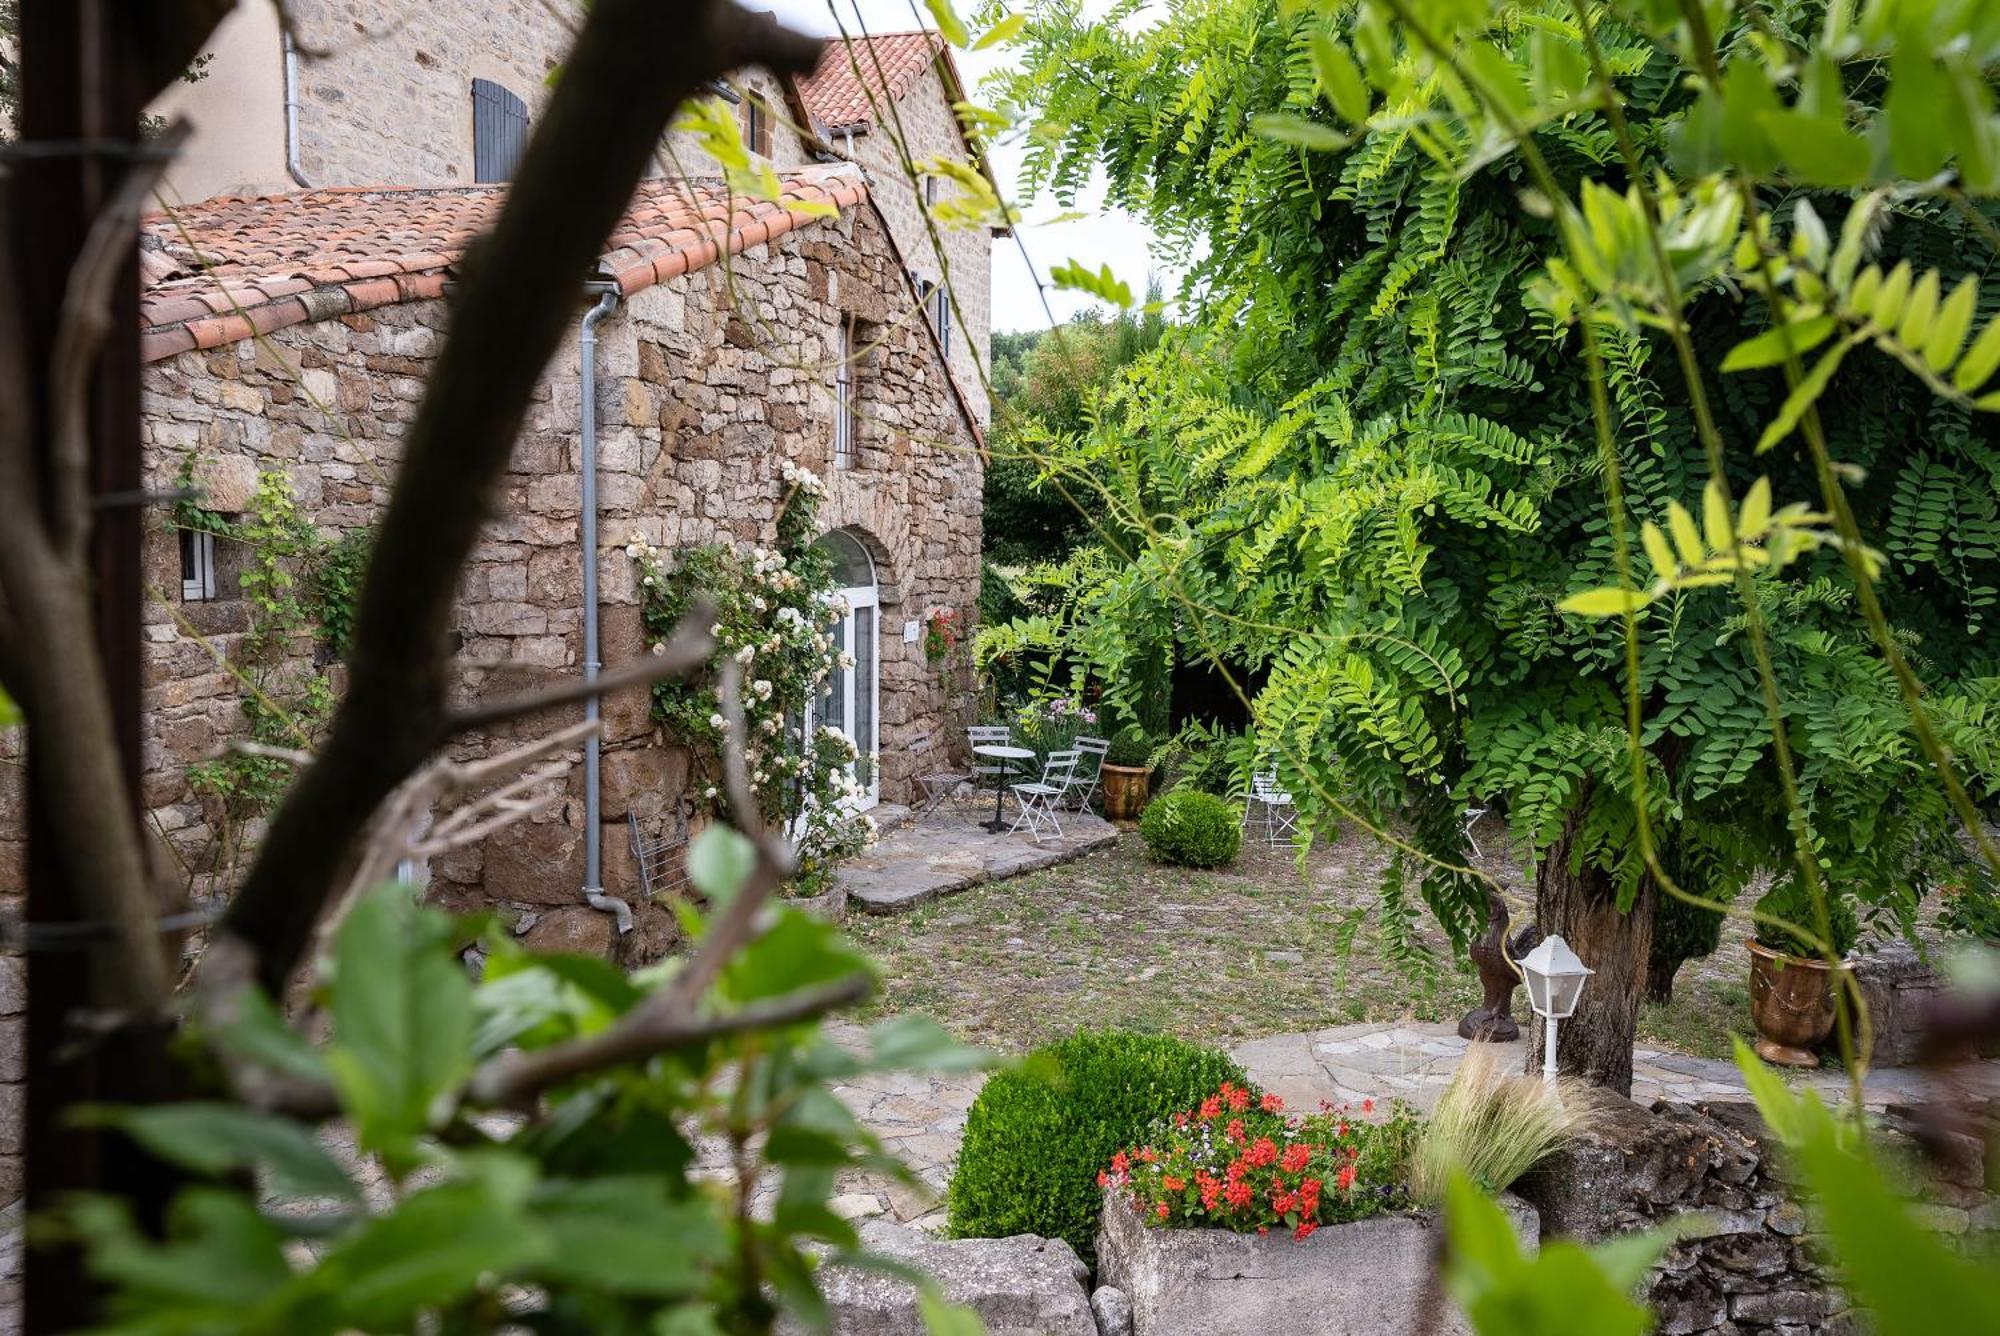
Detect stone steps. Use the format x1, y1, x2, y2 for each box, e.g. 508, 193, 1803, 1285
836, 811, 1120, 915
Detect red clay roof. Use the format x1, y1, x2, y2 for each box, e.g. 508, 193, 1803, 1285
796, 30, 949, 134
137, 166, 866, 363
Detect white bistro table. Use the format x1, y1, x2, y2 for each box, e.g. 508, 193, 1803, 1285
972, 743, 1037, 833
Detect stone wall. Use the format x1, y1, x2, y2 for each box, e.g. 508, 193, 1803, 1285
127, 196, 980, 959
840, 63, 993, 426
1518, 1089, 1997, 1335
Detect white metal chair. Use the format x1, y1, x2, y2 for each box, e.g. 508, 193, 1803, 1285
908, 730, 969, 817
1010, 749, 1081, 844
1463, 803, 1489, 858
1063, 735, 1110, 810
1242, 768, 1300, 845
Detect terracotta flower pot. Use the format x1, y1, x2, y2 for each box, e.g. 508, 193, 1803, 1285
1099, 764, 1153, 821
1747, 938, 1848, 1068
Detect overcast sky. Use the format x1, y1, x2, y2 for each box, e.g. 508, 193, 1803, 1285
764, 0, 1174, 332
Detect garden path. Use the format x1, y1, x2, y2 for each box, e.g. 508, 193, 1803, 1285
812, 1018, 2000, 1233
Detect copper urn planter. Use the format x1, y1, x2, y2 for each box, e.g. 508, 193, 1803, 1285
1747, 938, 1849, 1068
1099, 764, 1152, 821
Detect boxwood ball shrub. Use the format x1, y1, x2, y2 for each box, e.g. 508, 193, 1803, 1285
947, 1030, 1245, 1264
1139, 788, 1241, 868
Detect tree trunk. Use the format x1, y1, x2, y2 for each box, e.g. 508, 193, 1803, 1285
1643, 953, 1678, 1005
1532, 827, 1655, 1097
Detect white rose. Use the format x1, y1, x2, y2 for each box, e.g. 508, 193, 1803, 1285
708, 713, 726, 729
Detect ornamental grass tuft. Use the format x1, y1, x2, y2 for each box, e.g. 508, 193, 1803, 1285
1405, 1045, 1593, 1202
946, 1030, 1244, 1266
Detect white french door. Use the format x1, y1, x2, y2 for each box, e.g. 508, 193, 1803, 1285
808, 532, 879, 809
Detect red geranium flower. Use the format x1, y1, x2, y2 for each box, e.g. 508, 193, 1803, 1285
1156, 1202, 1170, 1219
1280, 1143, 1312, 1175
1199, 1096, 1223, 1120
1111, 1150, 1130, 1173
1224, 1180, 1253, 1209
1336, 1164, 1357, 1192
1225, 1118, 1246, 1144
1295, 1221, 1319, 1241
1261, 1092, 1285, 1112
1163, 1175, 1185, 1192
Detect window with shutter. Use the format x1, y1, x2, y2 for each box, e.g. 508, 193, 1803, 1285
471, 78, 528, 183
180, 529, 216, 602
740, 95, 772, 158
931, 284, 951, 361
834, 318, 856, 469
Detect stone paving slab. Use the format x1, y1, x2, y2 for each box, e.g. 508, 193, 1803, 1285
837, 808, 1119, 915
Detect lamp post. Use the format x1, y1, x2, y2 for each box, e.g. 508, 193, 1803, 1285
1518, 935, 1593, 1084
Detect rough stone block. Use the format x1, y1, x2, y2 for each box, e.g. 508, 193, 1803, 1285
1849, 939, 1942, 1067
480, 820, 586, 906
519, 904, 616, 958
1097, 1190, 1538, 1336
788, 1219, 1094, 1336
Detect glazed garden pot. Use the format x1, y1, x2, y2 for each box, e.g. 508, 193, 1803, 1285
1098, 764, 1152, 820
1747, 938, 1848, 1068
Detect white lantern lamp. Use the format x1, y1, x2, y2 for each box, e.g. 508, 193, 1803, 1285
1518, 935, 1593, 1083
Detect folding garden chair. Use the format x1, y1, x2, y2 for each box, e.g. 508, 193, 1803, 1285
908, 730, 969, 817
1064, 735, 1110, 810
1242, 768, 1300, 845
1463, 802, 1489, 858
967, 725, 1018, 799
1010, 749, 1081, 844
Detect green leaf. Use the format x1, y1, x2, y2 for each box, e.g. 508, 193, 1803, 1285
1249, 112, 1350, 151
1310, 34, 1370, 126
1896, 268, 1941, 349
66, 1189, 299, 1322
1924, 276, 1978, 371
1761, 110, 1870, 186
920, 1290, 987, 1336
1952, 314, 2000, 391
319, 1158, 549, 1327
1718, 57, 1782, 176
722, 907, 870, 1004
1049, 258, 1135, 308
1871, 260, 1913, 328
1720, 316, 1835, 372
324, 884, 473, 1166
530, 1177, 723, 1296
1557, 587, 1651, 618
687, 824, 757, 902
1758, 336, 1858, 452
863, 1014, 991, 1074
922, 0, 970, 48
0, 686, 18, 728
1667, 501, 1705, 565
81, 1103, 357, 1202
209, 984, 330, 1087
1887, 36, 1950, 179
1640, 522, 1678, 579
1739, 477, 1772, 537
1443, 1172, 1658, 1336
1701, 477, 1733, 552
973, 13, 1025, 50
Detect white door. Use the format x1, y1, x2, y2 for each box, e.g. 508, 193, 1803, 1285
809, 531, 879, 809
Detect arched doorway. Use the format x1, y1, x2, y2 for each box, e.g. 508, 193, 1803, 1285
810, 529, 879, 808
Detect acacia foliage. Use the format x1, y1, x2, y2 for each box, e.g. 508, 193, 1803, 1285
993, 0, 2000, 954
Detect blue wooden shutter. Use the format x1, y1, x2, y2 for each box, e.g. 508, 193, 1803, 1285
472, 78, 528, 182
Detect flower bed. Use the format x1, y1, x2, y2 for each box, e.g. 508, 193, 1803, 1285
1092, 1079, 1536, 1335
1098, 1081, 1419, 1239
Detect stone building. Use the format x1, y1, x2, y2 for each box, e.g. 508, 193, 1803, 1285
131, 164, 985, 955
0, 12, 997, 1214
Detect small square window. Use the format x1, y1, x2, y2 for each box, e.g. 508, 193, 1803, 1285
180, 528, 216, 601
741, 95, 772, 158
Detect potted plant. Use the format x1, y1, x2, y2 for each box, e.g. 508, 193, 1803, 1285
1099, 729, 1154, 820
1747, 880, 1859, 1068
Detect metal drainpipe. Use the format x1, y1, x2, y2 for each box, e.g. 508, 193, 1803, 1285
579, 285, 633, 933
282, 30, 312, 189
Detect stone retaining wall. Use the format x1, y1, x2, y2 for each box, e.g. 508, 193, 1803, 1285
1517, 1089, 1997, 1335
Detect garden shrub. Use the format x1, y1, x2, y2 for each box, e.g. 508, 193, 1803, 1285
1753, 880, 1860, 960
946, 1030, 1244, 1264
1139, 788, 1241, 868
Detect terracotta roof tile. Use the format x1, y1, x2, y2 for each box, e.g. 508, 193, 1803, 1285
138, 167, 865, 362
796, 30, 945, 134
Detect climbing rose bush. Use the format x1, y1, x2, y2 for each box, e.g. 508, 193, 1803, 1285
629, 464, 873, 896
1102, 1081, 1420, 1239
